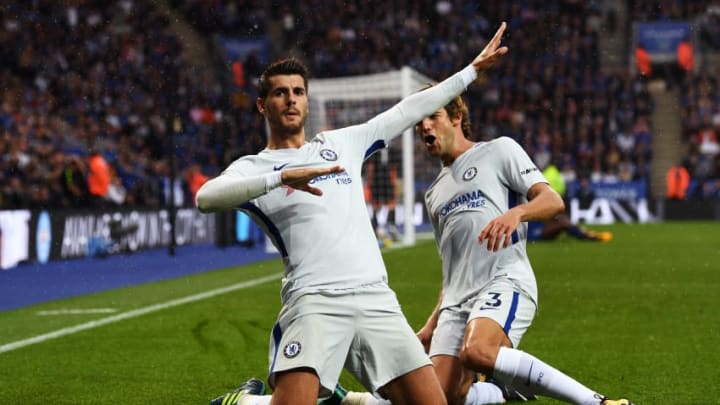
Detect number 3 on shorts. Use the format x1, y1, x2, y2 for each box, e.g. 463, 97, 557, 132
479, 292, 502, 310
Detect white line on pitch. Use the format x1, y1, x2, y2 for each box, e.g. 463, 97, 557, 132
0, 273, 283, 354
36, 308, 118, 316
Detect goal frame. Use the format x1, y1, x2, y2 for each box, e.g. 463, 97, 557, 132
307, 67, 434, 245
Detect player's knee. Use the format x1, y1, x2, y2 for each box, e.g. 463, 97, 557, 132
435, 379, 460, 405
444, 388, 466, 405
459, 344, 497, 375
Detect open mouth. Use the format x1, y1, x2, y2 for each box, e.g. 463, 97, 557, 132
424, 135, 436, 144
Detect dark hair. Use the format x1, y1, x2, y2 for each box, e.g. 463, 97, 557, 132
418, 84, 472, 138
257, 57, 309, 98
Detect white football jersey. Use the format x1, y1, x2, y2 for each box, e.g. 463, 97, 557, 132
221, 66, 476, 303
224, 130, 387, 302
424, 137, 548, 309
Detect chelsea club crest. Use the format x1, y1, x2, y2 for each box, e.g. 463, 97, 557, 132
463, 167, 478, 181
320, 149, 338, 161
283, 341, 302, 358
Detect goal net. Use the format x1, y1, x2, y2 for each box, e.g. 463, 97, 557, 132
307, 67, 436, 246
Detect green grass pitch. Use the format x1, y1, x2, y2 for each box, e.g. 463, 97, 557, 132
0, 222, 718, 404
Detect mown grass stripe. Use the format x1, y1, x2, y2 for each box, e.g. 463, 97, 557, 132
36, 308, 118, 316
0, 273, 283, 354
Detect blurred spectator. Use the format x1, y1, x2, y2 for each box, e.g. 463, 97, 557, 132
635, 43, 652, 77
694, 122, 720, 156
631, 0, 708, 22
2, 175, 27, 208
87, 147, 111, 206
106, 166, 128, 205
155, 160, 184, 207
666, 162, 691, 200
699, 179, 720, 198
676, 36, 694, 83
185, 163, 209, 203
61, 156, 90, 207
699, 4, 720, 51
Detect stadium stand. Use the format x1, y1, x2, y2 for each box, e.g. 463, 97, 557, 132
628, 0, 720, 199
0, 0, 227, 209
679, 71, 720, 198
173, 1, 657, 197
3, 1, 719, 221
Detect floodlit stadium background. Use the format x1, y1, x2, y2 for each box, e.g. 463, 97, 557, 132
1, 1, 719, 404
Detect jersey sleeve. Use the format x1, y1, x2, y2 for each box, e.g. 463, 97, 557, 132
497, 137, 548, 197
318, 65, 477, 161
195, 158, 280, 212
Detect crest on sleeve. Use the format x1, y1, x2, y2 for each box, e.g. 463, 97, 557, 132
283, 341, 302, 358
320, 149, 338, 161
463, 167, 478, 181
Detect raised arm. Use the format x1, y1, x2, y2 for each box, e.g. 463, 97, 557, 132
470, 21, 509, 76
361, 22, 509, 142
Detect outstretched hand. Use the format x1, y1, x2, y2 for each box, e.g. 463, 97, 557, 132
471, 21, 509, 74
478, 209, 521, 252
281, 165, 345, 196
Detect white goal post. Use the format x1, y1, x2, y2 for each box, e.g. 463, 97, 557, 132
307, 67, 434, 246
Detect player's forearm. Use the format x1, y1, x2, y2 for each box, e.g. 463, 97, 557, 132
514, 186, 565, 222
370, 65, 477, 140
195, 172, 282, 212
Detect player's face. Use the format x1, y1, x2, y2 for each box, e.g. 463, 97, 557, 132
257, 74, 308, 136
416, 108, 455, 157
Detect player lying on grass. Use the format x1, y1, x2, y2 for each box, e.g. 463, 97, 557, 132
527, 214, 613, 243
527, 166, 612, 243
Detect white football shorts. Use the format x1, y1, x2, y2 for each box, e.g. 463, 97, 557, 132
429, 277, 537, 357
267, 283, 431, 398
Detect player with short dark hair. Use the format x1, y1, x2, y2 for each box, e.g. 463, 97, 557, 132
197, 23, 511, 405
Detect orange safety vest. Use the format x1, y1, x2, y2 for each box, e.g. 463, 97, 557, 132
188, 172, 208, 201
635, 47, 652, 76
666, 165, 690, 199
88, 154, 111, 197
677, 41, 694, 72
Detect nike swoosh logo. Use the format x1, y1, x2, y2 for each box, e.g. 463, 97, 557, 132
273, 163, 289, 171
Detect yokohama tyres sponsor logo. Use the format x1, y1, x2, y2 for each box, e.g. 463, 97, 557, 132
439, 190, 487, 216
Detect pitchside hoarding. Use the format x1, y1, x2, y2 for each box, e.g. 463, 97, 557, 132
0, 208, 215, 270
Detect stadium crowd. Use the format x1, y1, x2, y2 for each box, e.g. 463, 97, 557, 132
630, 0, 720, 198
0, 0, 227, 209
3, 0, 720, 209
253, 0, 655, 193
678, 70, 720, 198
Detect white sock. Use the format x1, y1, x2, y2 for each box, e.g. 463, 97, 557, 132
236, 392, 383, 405
492, 347, 603, 405
464, 381, 505, 405
340, 392, 389, 405
238, 394, 272, 405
